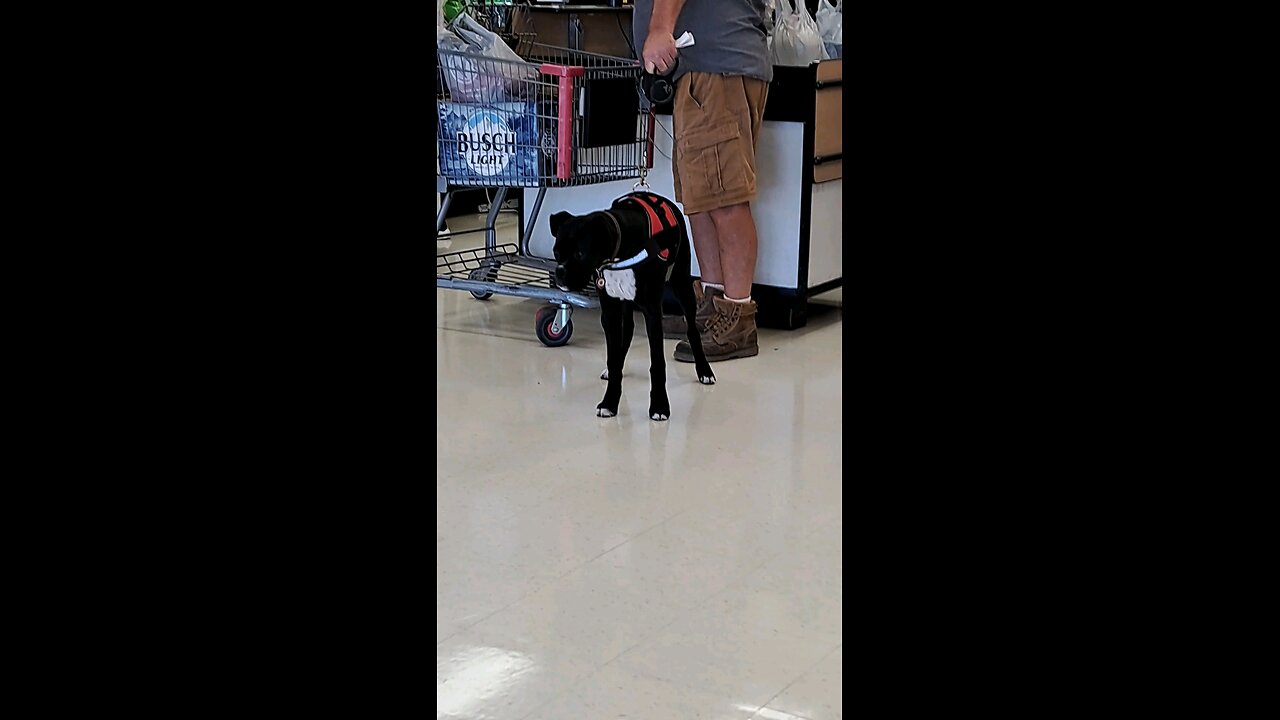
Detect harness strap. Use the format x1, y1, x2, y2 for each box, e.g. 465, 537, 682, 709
603, 194, 682, 282
621, 194, 678, 241
619, 193, 680, 272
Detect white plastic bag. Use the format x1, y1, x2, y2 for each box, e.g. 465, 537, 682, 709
808, 1, 831, 61
438, 27, 504, 103
452, 12, 527, 69
438, 13, 535, 103
816, 0, 838, 31
816, 0, 842, 59
770, 0, 826, 66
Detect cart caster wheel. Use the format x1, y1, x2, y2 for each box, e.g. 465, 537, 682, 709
469, 265, 498, 300
535, 306, 572, 347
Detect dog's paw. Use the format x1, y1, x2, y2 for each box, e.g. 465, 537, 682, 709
596, 404, 617, 417
648, 399, 670, 421
699, 374, 716, 385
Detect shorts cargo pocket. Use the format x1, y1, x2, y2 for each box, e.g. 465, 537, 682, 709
678, 122, 750, 196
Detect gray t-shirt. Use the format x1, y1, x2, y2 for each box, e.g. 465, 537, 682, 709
632, 0, 774, 84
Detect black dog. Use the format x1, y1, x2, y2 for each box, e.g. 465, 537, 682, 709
551, 191, 715, 421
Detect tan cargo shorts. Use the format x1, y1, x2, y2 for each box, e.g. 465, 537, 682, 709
671, 72, 770, 215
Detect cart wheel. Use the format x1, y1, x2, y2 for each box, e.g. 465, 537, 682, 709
469, 265, 498, 300
535, 306, 572, 347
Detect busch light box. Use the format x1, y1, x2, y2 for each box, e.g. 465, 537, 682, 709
439, 101, 553, 187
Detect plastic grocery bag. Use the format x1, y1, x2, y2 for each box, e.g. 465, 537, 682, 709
770, 0, 827, 66
808, 0, 831, 61
452, 12, 527, 69
816, 0, 842, 59
438, 13, 535, 103
438, 27, 504, 103
816, 0, 840, 35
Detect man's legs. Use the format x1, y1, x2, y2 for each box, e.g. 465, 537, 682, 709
671, 72, 769, 362
689, 213, 722, 285
707, 202, 757, 301
674, 202, 761, 362
662, 93, 727, 339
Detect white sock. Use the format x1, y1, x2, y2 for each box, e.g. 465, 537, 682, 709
702, 282, 725, 292
726, 295, 752, 303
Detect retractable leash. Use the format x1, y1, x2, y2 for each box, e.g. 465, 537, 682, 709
637, 32, 694, 105
635, 32, 695, 193
638, 58, 679, 107
635, 64, 672, 193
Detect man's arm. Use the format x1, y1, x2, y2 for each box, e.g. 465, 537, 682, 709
641, 0, 687, 74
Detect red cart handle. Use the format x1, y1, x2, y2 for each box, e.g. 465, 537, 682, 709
539, 64, 585, 181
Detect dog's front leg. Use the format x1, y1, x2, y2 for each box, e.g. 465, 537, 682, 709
597, 296, 626, 417
602, 304, 636, 382
640, 293, 670, 422
614, 301, 636, 390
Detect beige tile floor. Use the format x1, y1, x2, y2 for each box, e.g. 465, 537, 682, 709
437, 210, 842, 719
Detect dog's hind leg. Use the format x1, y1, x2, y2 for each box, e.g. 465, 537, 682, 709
638, 293, 671, 421
673, 272, 716, 385
597, 297, 626, 417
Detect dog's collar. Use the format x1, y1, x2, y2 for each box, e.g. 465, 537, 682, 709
598, 211, 649, 271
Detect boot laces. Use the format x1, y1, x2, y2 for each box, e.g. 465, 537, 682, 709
706, 304, 738, 340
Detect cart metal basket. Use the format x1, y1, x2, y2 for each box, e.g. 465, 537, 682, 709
436, 33, 655, 346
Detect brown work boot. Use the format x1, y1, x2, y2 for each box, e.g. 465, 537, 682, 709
674, 295, 759, 362
661, 281, 722, 339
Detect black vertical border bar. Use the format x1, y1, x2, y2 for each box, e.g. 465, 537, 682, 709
797, 61, 817, 301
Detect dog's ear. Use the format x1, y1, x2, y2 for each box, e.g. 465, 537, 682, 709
549, 211, 573, 237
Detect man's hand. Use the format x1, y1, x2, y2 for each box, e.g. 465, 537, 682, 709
642, 32, 678, 75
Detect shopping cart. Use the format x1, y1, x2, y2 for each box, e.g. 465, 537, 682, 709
436, 29, 655, 347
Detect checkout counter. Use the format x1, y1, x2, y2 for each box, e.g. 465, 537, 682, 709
520, 58, 844, 330
510, 3, 635, 57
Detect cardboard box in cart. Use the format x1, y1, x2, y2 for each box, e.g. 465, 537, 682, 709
437, 100, 559, 187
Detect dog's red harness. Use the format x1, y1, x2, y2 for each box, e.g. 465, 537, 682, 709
621, 193, 679, 248
612, 192, 682, 280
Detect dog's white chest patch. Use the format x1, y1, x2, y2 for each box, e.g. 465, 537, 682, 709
602, 269, 637, 300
